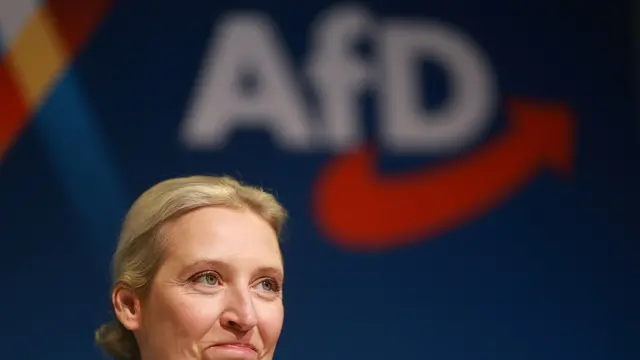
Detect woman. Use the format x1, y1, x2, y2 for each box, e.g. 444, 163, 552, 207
95, 175, 287, 360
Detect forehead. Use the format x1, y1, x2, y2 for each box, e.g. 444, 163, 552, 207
161, 206, 282, 269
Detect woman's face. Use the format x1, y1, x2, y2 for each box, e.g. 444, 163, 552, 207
133, 207, 284, 360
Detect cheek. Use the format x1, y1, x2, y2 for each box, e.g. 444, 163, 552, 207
174, 296, 225, 336
148, 291, 224, 341
256, 300, 284, 346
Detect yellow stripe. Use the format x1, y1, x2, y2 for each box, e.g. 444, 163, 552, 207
5, 6, 68, 107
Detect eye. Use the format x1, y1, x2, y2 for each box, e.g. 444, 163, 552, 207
255, 278, 281, 293
191, 272, 220, 287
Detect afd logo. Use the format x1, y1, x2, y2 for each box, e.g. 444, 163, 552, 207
180, 4, 575, 251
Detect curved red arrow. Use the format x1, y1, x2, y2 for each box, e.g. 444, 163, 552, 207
312, 98, 575, 251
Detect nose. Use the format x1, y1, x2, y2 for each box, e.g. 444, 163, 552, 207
220, 287, 258, 332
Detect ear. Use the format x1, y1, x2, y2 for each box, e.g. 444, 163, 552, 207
112, 283, 142, 331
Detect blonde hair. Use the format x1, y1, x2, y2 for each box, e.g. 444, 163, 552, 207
94, 175, 287, 360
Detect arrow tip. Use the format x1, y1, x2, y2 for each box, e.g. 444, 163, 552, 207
508, 98, 575, 177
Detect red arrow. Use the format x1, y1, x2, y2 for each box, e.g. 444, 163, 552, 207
312, 98, 575, 251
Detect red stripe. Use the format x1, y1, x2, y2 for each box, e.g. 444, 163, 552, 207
46, 0, 114, 54
0, 61, 29, 159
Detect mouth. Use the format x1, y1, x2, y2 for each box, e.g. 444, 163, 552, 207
209, 342, 258, 356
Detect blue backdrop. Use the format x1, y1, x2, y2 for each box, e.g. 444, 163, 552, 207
0, 0, 638, 359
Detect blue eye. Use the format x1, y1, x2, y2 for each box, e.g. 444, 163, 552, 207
193, 272, 220, 286
256, 279, 281, 292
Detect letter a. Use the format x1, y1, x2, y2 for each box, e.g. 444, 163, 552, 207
181, 13, 312, 150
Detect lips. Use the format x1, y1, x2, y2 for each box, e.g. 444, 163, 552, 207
209, 342, 258, 357
216, 343, 256, 351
